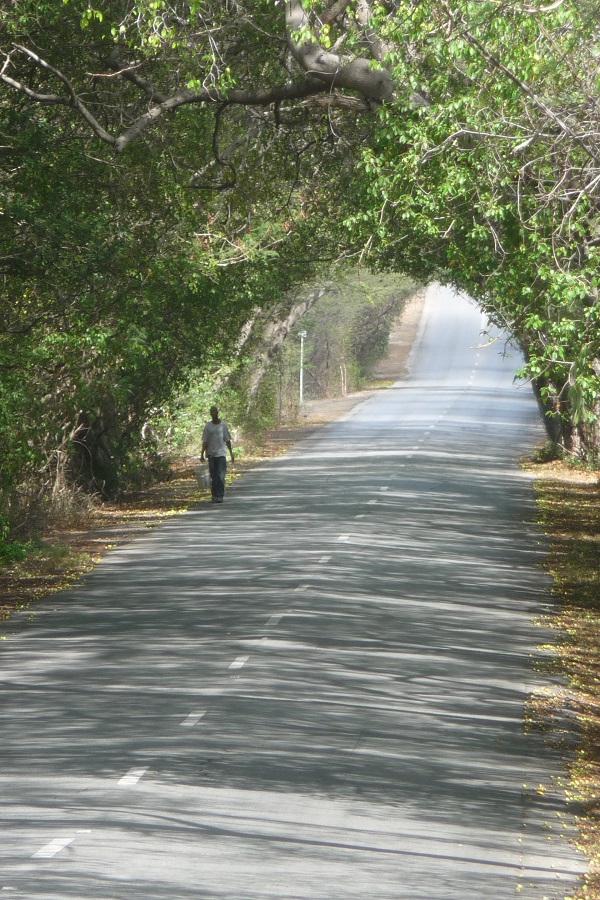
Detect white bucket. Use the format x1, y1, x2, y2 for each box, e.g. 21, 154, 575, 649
194, 465, 211, 489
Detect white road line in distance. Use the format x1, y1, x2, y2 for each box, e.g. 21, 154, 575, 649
229, 655, 249, 670
118, 766, 149, 787
367, 500, 378, 505
180, 711, 206, 727
337, 535, 349, 542
266, 614, 283, 626
379, 486, 389, 492
318, 555, 331, 563
354, 514, 365, 519
294, 584, 308, 592
32, 837, 75, 859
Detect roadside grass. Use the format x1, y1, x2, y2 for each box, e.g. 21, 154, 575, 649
530, 459, 600, 899
0, 464, 210, 623
0, 539, 98, 624
0, 448, 296, 625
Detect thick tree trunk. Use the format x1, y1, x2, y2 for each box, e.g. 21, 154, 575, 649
532, 366, 600, 459
70, 411, 118, 497
531, 376, 564, 445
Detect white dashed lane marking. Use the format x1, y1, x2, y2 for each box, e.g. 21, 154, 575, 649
266, 614, 283, 626
337, 535, 349, 542
118, 766, 149, 787
318, 555, 331, 563
32, 829, 91, 859
180, 711, 206, 727
33, 837, 75, 859
229, 655, 249, 670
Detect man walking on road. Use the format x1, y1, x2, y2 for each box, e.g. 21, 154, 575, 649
201, 406, 235, 503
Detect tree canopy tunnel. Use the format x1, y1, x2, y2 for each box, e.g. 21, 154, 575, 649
1, 0, 599, 537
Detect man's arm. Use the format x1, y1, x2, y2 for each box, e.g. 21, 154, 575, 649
200, 426, 208, 462
222, 423, 234, 462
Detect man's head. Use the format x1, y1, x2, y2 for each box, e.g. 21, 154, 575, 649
210, 405, 219, 423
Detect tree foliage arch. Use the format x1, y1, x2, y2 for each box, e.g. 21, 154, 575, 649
1, 0, 600, 541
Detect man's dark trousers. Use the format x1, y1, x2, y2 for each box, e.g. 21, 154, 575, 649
208, 455, 227, 500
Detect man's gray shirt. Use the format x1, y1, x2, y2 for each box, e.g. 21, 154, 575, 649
202, 421, 231, 457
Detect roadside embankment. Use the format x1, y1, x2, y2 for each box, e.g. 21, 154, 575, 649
527, 459, 600, 899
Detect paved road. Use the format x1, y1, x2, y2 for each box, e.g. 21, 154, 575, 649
1, 284, 585, 898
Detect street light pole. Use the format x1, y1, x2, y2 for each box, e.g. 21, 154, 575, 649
298, 330, 307, 405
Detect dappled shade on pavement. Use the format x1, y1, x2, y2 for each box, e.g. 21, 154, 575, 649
0, 285, 585, 899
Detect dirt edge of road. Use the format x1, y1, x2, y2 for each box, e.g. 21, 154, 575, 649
526, 458, 600, 899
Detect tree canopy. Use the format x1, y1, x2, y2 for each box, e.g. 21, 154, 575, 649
1, 0, 600, 541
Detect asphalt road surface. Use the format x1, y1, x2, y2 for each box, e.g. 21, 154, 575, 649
1, 284, 586, 899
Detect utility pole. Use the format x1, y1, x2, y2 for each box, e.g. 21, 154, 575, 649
298, 330, 307, 404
